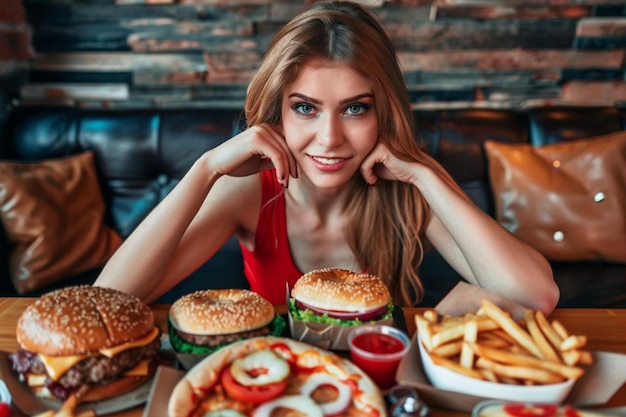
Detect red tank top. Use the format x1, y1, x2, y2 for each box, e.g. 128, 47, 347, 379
239, 170, 303, 304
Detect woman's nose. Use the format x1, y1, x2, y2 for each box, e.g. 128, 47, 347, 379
317, 114, 344, 148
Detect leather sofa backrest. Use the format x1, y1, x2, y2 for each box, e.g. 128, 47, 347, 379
2, 106, 245, 238
526, 106, 625, 145
414, 106, 626, 216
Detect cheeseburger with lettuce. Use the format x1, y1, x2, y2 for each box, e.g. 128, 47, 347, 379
289, 268, 393, 325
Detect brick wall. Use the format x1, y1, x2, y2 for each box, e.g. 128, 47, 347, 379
7, 0, 626, 109
0, 0, 31, 106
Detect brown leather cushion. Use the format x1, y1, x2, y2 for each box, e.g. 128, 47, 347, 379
0, 151, 122, 294
485, 131, 626, 263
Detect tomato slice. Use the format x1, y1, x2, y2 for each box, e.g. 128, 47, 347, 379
221, 366, 287, 405
503, 404, 558, 417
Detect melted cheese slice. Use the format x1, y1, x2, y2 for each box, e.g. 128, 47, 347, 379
123, 359, 149, 377
38, 326, 160, 381
99, 327, 160, 358
39, 353, 96, 381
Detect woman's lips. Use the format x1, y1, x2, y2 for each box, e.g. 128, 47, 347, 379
312, 156, 345, 164
309, 155, 349, 172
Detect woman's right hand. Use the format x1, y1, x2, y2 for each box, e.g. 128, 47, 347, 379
207, 123, 298, 187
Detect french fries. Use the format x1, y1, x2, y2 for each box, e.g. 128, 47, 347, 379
524, 309, 560, 363
33, 394, 96, 417
415, 299, 593, 386
459, 319, 478, 369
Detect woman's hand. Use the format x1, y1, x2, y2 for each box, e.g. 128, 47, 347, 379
362, 144, 558, 314
359, 143, 421, 186
208, 123, 298, 186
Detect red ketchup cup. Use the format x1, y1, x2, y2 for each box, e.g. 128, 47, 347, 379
0, 380, 11, 417
348, 325, 410, 390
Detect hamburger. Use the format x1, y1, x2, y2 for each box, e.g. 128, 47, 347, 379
168, 289, 286, 355
9, 285, 160, 402
289, 268, 394, 325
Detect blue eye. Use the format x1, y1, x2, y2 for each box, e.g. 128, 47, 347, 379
345, 103, 369, 116
293, 103, 315, 115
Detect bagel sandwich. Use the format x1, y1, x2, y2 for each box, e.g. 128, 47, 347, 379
289, 268, 394, 326
9, 285, 160, 402
168, 289, 286, 355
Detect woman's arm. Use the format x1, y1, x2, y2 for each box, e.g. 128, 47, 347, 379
360, 144, 559, 314
418, 166, 559, 315
94, 123, 297, 303
94, 154, 241, 302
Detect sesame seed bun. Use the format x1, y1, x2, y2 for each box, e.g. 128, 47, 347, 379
16, 285, 155, 357
169, 289, 275, 336
291, 268, 391, 313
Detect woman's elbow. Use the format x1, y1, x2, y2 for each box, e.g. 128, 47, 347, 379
532, 260, 559, 316
536, 280, 560, 316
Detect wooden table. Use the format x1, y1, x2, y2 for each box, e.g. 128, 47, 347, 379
1, 297, 626, 416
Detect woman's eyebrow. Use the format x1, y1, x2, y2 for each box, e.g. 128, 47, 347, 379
340, 93, 374, 105
288, 92, 374, 105
288, 93, 322, 105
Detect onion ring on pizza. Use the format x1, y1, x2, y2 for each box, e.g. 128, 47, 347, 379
168, 336, 386, 417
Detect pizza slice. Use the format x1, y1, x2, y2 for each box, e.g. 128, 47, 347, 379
168, 336, 386, 417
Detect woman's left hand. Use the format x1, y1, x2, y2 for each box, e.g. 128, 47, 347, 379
359, 143, 419, 186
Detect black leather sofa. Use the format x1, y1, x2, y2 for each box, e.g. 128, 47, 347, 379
1, 104, 625, 307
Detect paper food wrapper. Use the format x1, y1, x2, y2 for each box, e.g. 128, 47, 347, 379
285, 285, 394, 350
396, 282, 626, 412
155, 332, 202, 371
142, 366, 185, 417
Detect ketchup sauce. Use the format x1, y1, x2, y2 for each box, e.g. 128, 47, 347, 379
352, 332, 405, 355
348, 328, 409, 389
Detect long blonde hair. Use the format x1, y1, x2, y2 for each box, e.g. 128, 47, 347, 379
245, 1, 453, 306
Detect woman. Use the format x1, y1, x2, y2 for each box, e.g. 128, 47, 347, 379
94, 1, 558, 313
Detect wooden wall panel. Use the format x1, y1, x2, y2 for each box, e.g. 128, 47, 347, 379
2, 0, 624, 108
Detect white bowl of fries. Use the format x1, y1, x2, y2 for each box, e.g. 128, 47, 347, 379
418, 335, 576, 402
415, 299, 592, 403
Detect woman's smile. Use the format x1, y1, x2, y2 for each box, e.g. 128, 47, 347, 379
308, 154, 352, 172
310, 155, 347, 165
